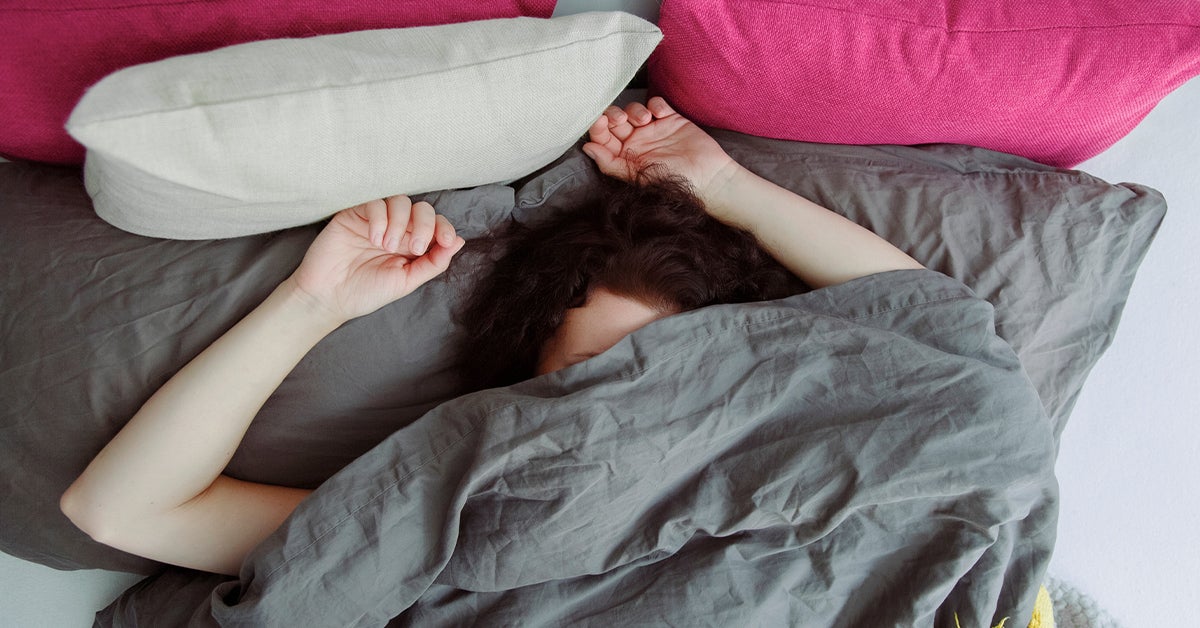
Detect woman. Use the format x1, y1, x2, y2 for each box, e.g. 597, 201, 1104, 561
60, 97, 922, 576
458, 170, 809, 389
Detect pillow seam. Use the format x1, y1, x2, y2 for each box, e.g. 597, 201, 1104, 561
1, 1, 235, 12
718, 1, 1200, 34
730, 150, 1091, 179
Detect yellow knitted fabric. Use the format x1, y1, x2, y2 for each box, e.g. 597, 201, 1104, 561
1027, 586, 1056, 628
953, 586, 1055, 628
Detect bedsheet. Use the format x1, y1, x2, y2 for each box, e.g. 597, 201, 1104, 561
4, 91, 1166, 624
98, 270, 1057, 627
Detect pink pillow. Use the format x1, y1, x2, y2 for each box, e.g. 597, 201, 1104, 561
0, 0, 555, 165
647, 0, 1200, 167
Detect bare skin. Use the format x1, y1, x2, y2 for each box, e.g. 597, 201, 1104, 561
539, 97, 924, 374
535, 288, 672, 375
62, 98, 923, 575
61, 197, 466, 575
584, 98, 923, 289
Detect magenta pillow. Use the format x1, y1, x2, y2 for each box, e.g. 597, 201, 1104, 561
0, 0, 556, 165
647, 0, 1200, 168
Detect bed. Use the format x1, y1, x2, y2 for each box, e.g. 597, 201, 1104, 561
2, 1, 1197, 626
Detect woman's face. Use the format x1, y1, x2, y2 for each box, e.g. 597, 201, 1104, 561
535, 288, 672, 376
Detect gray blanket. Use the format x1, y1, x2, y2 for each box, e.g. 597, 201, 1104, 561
101, 269, 1056, 627
3, 122, 1162, 582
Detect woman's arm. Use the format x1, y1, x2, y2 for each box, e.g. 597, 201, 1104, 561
61, 196, 465, 575
582, 98, 923, 289
60, 279, 336, 575
697, 162, 924, 288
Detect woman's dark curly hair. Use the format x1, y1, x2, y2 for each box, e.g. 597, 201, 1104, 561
458, 172, 806, 389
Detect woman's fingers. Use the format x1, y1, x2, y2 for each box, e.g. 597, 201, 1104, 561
433, 214, 457, 248
624, 101, 653, 125
603, 105, 627, 125
405, 236, 467, 289
365, 195, 453, 258
588, 115, 613, 145
589, 115, 625, 159
380, 195, 412, 253
404, 201, 435, 256
604, 105, 635, 141
361, 198, 389, 248
430, 236, 466, 271
582, 141, 622, 178
646, 96, 676, 118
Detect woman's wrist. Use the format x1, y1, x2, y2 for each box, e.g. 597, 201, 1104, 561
274, 275, 349, 338
696, 161, 764, 232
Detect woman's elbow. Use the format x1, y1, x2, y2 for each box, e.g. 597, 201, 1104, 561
60, 481, 121, 547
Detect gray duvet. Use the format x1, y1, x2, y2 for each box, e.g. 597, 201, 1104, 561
99, 270, 1056, 627
2, 96, 1165, 626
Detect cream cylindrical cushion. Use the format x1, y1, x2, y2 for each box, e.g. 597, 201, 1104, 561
67, 12, 661, 239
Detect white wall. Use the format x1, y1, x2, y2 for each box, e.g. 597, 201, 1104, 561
1053, 75, 1200, 627
0, 552, 140, 627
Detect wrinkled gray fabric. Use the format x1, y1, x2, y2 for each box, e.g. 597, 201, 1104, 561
0, 118, 1162, 622
99, 270, 1057, 627
0, 164, 513, 573
516, 130, 1166, 437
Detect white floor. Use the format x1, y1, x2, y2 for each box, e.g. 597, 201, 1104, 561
2, 71, 1197, 628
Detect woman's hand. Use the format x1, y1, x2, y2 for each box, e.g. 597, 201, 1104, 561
289, 195, 466, 325
582, 97, 738, 202
61, 195, 465, 575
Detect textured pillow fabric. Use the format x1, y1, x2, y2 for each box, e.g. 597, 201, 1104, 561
66, 11, 661, 240
0, 0, 556, 165
647, 0, 1200, 168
